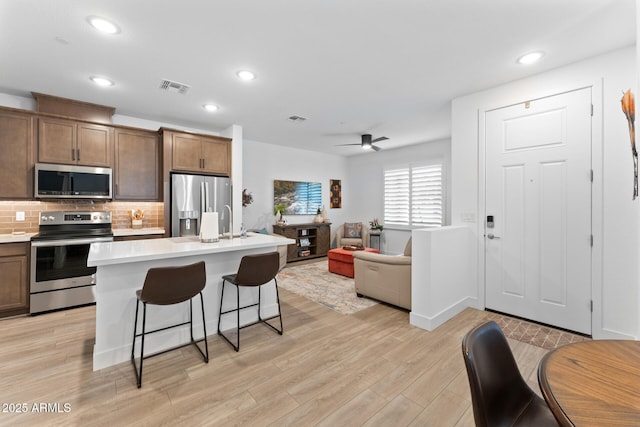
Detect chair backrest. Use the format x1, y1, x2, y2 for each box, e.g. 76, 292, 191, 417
233, 252, 280, 286
461, 321, 540, 427
141, 261, 206, 305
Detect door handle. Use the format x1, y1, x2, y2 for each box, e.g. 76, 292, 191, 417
487, 233, 501, 240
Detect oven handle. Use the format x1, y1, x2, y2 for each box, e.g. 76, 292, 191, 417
31, 237, 114, 247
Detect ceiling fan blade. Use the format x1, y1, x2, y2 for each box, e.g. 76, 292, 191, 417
371, 136, 389, 143
335, 143, 362, 146
371, 144, 381, 151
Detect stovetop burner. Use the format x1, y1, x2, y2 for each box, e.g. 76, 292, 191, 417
32, 228, 114, 241
33, 211, 113, 241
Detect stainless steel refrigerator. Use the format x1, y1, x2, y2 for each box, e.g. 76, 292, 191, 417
171, 173, 231, 237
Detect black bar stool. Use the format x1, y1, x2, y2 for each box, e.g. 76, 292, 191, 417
218, 252, 282, 351
131, 261, 209, 388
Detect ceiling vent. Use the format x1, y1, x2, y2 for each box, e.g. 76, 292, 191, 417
159, 79, 191, 94
288, 115, 308, 122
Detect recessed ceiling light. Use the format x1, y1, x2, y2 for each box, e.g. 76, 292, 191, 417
90, 76, 114, 87
236, 70, 256, 81
517, 51, 544, 65
203, 104, 219, 112
87, 16, 120, 35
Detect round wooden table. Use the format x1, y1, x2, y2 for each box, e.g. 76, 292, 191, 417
538, 340, 640, 426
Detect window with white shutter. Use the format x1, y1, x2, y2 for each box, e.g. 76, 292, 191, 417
384, 163, 443, 228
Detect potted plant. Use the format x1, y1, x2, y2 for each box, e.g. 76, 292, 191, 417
274, 204, 286, 224
369, 218, 383, 234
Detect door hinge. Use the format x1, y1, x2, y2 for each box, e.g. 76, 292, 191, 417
590, 300, 593, 312
590, 169, 594, 182
590, 234, 593, 247
591, 104, 594, 116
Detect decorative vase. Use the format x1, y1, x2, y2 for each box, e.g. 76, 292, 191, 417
321, 205, 327, 221
314, 214, 323, 223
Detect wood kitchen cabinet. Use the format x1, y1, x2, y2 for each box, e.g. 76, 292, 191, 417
166, 130, 231, 176
38, 117, 112, 167
0, 108, 35, 199
0, 243, 29, 318
114, 128, 161, 200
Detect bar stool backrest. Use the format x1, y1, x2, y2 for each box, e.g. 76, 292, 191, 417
140, 261, 206, 305
234, 252, 280, 286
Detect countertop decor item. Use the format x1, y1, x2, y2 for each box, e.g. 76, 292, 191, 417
131, 209, 144, 229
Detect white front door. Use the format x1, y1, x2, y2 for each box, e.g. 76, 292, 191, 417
484, 88, 592, 334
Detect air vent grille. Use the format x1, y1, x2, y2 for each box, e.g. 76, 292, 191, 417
159, 79, 191, 94
288, 115, 308, 122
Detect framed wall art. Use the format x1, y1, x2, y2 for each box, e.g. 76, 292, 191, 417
330, 179, 342, 208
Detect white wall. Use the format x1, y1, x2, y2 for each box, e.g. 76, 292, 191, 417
241, 139, 350, 240
346, 139, 451, 254
410, 226, 474, 331
452, 46, 638, 339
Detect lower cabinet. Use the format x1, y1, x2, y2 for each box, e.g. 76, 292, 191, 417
0, 243, 29, 318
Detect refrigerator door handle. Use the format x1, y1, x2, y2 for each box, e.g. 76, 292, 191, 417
204, 181, 210, 212
200, 182, 206, 226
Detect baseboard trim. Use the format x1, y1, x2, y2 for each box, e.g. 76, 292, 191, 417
410, 297, 473, 331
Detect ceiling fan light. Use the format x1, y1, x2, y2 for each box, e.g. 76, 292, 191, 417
362, 142, 372, 150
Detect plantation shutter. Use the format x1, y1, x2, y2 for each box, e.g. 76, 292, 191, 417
384, 163, 443, 228
411, 164, 443, 226
384, 168, 410, 225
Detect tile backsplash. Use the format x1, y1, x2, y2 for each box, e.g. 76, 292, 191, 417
0, 200, 164, 234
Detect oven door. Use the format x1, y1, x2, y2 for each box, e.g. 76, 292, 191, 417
30, 237, 113, 311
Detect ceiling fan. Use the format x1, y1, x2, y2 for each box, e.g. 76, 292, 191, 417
337, 134, 389, 151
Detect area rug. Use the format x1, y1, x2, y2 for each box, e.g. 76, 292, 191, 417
486, 311, 590, 350
277, 260, 378, 314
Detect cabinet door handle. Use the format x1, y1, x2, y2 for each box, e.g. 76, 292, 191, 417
76, 149, 80, 161
72, 148, 75, 160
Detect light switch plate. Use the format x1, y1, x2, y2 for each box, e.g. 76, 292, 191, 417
16, 211, 25, 221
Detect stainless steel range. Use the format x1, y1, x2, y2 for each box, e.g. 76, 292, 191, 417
30, 211, 113, 314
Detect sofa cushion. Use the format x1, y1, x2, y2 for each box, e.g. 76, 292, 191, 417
344, 222, 362, 238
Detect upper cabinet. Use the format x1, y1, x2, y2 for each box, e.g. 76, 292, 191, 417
114, 128, 161, 201
38, 117, 112, 167
165, 130, 231, 176
0, 109, 35, 199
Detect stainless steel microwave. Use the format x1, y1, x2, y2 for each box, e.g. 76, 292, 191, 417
35, 163, 113, 199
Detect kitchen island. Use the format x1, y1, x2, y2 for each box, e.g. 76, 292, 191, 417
87, 232, 295, 371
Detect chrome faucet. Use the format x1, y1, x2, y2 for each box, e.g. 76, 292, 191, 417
223, 204, 233, 240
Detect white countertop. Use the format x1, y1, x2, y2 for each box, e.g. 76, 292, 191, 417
0, 232, 37, 243
88, 232, 295, 267
112, 227, 165, 237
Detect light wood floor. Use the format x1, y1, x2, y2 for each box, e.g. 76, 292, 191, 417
0, 289, 549, 426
